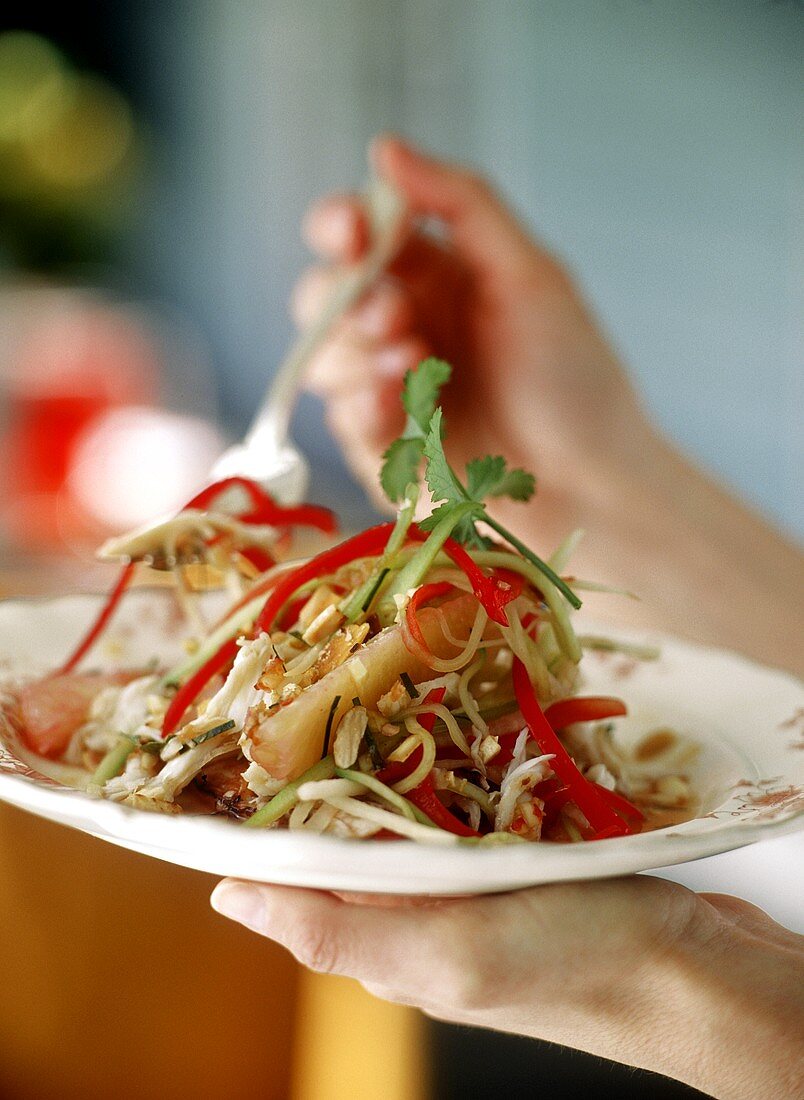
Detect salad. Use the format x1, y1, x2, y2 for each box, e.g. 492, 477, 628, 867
10, 361, 695, 844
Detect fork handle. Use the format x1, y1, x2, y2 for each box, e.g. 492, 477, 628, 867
243, 179, 406, 454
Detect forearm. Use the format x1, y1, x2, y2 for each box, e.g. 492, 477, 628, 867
506, 423, 804, 675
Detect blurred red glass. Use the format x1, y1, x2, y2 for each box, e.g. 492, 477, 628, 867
0, 287, 158, 551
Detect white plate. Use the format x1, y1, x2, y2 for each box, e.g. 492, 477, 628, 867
0, 590, 802, 895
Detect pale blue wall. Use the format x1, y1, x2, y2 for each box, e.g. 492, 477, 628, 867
139, 0, 803, 536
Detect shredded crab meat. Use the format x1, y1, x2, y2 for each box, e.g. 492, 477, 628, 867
172, 632, 276, 745
242, 760, 285, 800
114, 735, 239, 804
495, 753, 554, 834
68, 674, 162, 763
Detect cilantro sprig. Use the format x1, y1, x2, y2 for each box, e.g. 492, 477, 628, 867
380, 358, 452, 502
379, 361, 581, 610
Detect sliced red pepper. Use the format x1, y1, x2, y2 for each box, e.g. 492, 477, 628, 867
405, 582, 458, 658
212, 564, 293, 629
414, 686, 446, 733
183, 476, 336, 534
239, 500, 336, 534
254, 523, 396, 635
593, 783, 645, 824
407, 526, 523, 627
512, 659, 633, 838
520, 611, 539, 635
162, 636, 239, 737
276, 593, 310, 632
183, 476, 266, 512
237, 546, 275, 574
375, 749, 421, 787
59, 562, 136, 674
544, 696, 627, 730
406, 773, 480, 837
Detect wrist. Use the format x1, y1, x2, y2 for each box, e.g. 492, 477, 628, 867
637, 910, 804, 1099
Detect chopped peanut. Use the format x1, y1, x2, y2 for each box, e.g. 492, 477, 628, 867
476, 734, 501, 765
302, 604, 345, 646
298, 585, 340, 631
634, 728, 678, 762
256, 656, 285, 693
377, 678, 412, 718
298, 623, 369, 688
333, 706, 369, 769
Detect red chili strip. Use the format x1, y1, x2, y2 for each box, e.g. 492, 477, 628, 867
406, 774, 480, 837
278, 593, 310, 632
415, 686, 446, 733
375, 749, 421, 787
183, 476, 266, 512
59, 562, 136, 674
407, 526, 522, 627
162, 637, 239, 737
254, 523, 396, 635
544, 696, 627, 729
512, 659, 633, 838
593, 783, 645, 824
239, 501, 336, 535
238, 546, 275, 574
405, 582, 457, 657
183, 476, 336, 534
212, 565, 292, 630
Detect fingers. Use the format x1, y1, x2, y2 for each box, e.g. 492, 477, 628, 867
302, 194, 369, 261
700, 893, 801, 949
292, 268, 414, 341
210, 880, 457, 986
303, 332, 426, 399
301, 136, 546, 285
370, 133, 539, 277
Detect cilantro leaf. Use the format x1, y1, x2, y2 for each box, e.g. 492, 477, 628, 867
380, 438, 424, 503
379, 359, 452, 502
418, 408, 581, 609
466, 456, 535, 502
453, 514, 492, 549
403, 358, 452, 435
378, 358, 581, 611
423, 408, 467, 506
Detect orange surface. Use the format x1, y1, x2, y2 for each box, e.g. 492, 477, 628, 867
0, 800, 425, 1100
0, 803, 301, 1100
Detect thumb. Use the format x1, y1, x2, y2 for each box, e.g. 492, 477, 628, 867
370, 134, 538, 276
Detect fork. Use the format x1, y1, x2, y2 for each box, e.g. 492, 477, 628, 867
209, 176, 407, 504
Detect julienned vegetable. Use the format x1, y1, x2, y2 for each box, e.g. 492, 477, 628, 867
16, 358, 696, 844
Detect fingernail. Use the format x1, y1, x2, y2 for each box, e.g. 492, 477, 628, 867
329, 205, 357, 245
211, 882, 265, 932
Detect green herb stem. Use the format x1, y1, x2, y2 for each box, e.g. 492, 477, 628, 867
340, 487, 418, 623
244, 756, 337, 828
380, 502, 476, 620
90, 736, 136, 787
482, 514, 582, 610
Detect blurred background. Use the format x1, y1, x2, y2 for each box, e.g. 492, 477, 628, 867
0, 2, 800, 1098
